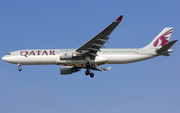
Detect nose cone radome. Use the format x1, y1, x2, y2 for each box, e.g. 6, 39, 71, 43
1, 55, 14, 63
1, 56, 5, 60
2, 55, 20, 64
2, 55, 11, 63
2, 56, 6, 61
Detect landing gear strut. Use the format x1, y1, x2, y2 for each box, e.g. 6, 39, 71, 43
18, 63, 22, 71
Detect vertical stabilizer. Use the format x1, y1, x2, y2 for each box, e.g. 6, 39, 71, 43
144, 27, 173, 48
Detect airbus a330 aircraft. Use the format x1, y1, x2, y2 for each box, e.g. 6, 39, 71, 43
2, 15, 178, 78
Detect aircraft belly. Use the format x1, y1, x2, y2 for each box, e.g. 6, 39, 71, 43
104, 54, 155, 64
56, 56, 108, 67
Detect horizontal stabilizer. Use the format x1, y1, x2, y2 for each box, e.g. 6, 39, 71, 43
156, 40, 178, 54
162, 53, 170, 56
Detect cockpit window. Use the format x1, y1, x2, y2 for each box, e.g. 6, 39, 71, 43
7, 53, 11, 55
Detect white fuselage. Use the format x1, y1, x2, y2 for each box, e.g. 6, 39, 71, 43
2, 48, 158, 67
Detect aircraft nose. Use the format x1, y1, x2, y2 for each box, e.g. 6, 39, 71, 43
2, 55, 18, 64
2, 56, 7, 61
2, 55, 10, 62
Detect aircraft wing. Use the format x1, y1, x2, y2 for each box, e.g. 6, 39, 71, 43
75, 15, 123, 60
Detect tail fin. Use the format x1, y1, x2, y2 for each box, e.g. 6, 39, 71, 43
144, 27, 173, 48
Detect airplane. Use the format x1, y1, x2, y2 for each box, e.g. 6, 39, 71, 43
2, 15, 178, 78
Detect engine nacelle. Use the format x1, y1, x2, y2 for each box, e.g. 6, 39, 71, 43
60, 52, 77, 60
60, 66, 79, 75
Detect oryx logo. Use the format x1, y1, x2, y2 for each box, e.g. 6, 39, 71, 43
153, 29, 173, 47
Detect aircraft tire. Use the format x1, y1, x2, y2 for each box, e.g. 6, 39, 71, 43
91, 64, 95, 69
85, 70, 90, 75
18, 67, 22, 71
86, 62, 91, 68
90, 73, 94, 78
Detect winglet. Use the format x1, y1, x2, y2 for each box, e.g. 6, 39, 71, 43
115, 15, 123, 22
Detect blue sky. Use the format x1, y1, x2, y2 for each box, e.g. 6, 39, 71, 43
0, 0, 180, 113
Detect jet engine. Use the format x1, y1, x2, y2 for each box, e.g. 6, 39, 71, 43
60, 66, 80, 75
60, 52, 77, 60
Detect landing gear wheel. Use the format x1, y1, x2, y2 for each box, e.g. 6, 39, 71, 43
90, 73, 94, 78
85, 70, 90, 75
86, 62, 95, 69
91, 64, 95, 69
18, 67, 22, 71
86, 62, 91, 68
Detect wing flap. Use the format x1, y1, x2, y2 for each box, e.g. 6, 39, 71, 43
92, 67, 111, 71
96, 38, 109, 43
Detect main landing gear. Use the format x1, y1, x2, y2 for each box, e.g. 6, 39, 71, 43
18, 63, 22, 71
85, 61, 95, 78
85, 69, 94, 78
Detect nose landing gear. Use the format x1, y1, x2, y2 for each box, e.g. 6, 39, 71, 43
18, 63, 22, 71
